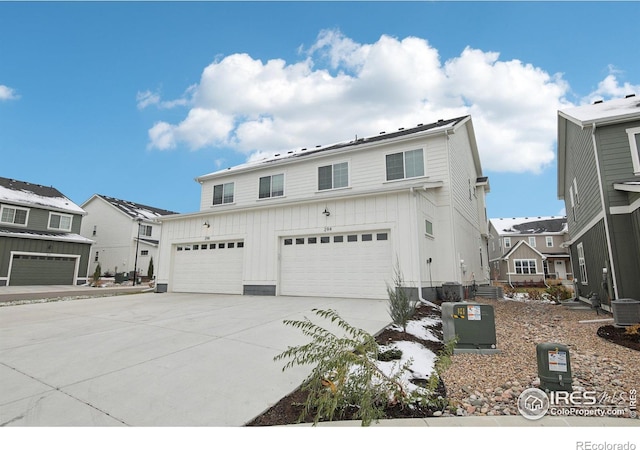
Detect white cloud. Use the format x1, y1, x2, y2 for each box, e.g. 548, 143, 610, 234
0, 84, 19, 101
580, 67, 640, 105
143, 29, 632, 174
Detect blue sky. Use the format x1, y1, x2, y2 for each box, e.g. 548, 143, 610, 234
1, 1, 639, 220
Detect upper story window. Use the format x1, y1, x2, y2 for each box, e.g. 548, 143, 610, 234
140, 224, 152, 237
546, 236, 554, 248
213, 182, 234, 205
528, 236, 536, 247
626, 126, 640, 174
48, 212, 73, 231
259, 174, 284, 199
318, 162, 348, 191
504, 237, 511, 249
0, 205, 29, 226
386, 149, 424, 181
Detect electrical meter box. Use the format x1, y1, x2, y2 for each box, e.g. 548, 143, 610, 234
442, 302, 499, 354
536, 343, 573, 392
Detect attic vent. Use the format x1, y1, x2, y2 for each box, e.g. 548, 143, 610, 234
287, 151, 293, 154
437, 119, 444, 122
380, 131, 386, 134
417, 123, 423, 126
316, 145, 321, 148
593, 100, 604, 104
625, 94, 636, 98
398, 128, 404, 131
275, 154, 280, 157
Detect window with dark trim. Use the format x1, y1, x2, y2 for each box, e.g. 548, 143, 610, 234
284, 239, 293, 245
237, 242, 244, 248
259, 174, 284, 198
362, 234, 373, 241
213, 182, 234, 205
296, 238, 304, 245
376, 233, 388, 241
318, 162, 348, 190
385, 149, 424, 181
347, 235, 358, 242
218, 243, 225, 249
320, 236, 330, 243
308, 237, 317, 244
333, 236, 344, 243
228, 242, 235, 248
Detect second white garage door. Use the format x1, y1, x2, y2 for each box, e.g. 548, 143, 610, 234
279, 231, 392, 299
171, 240, 244, 294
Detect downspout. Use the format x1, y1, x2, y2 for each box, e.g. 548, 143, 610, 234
411, 186, 439, 309
591, 123, 620, 302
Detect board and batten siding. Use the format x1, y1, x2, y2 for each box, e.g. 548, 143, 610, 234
570, 218, 610, 304
610, 213, 640, 299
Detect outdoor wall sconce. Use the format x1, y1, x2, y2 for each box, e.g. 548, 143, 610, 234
322, 208, 330, 217
203, 221, 210, 228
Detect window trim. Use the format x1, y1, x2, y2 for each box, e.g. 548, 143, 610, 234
385, 148, 425, 181
626, 126, 640, 175
504, 237, 511, 248
546, 236, 554, 248
577, 242, 588, 284
317, 161, 349, 191
48, 212, 73, 232
528, 236, 536, 248
259, 173, 285, 199
514, 259, 537, 275
139, 224, 153, 237
213, 182, 235, 206
0, 205, 30, 227
425, 219, 434, 237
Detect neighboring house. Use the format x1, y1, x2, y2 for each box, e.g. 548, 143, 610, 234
156, 116, 491, 300
0, 176, 92, 286
557, 94, 640, 310
79, 195, 178, 279
488, 216, 570, 287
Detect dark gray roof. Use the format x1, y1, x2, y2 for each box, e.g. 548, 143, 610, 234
0, 226, 93, 244
0, 176, 85, 214
510, 218, 567, 234
97, 194, 179, 220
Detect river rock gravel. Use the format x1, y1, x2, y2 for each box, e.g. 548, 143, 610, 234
439, 297, 639, 419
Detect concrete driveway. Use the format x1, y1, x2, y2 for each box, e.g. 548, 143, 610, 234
0, 292, 390, 426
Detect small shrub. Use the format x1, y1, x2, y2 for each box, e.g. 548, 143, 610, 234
377, 348, 402, 362
92, 263, 101, 284
624, 324, 640, 338
526, 289, 543, 301
545, 285, 573, 301
387, 263, 416, 332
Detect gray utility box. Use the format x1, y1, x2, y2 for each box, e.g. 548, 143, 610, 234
536, 343, 572, 392
442, 302, 499, 354
611, 298, 640, 327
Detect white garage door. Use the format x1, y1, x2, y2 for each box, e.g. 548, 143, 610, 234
280, 231, 392, 299
172, 240, 244, 294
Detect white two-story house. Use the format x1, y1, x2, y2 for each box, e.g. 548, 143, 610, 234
80, 195, 178, 280
156, 116, 491, 300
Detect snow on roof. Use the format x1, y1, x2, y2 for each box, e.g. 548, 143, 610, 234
197, 116, 469, 180
96, 194, 179, 220
489, 216, 567, 235
0, 177, 85, 214
559, 95, 640, 126
0, 227, 93, 244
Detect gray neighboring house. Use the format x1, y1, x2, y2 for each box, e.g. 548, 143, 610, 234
557, 95, 640, 311
0, 176, 93, 286
488, 216, 570, 287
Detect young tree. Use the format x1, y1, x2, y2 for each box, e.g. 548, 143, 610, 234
147, 257, 154, 279
387, 262, 416, 333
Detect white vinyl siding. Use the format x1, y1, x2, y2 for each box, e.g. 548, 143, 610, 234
385, 149, 424, 181
48, 212, 73, 231
1, 205, 29, 226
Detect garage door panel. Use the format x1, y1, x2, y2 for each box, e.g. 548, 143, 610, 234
280, 231, 392, 299
172, 243, 243, 294
10, 254, 77, 286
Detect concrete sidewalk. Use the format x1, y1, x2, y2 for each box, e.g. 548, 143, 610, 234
1, 290, 637, 428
